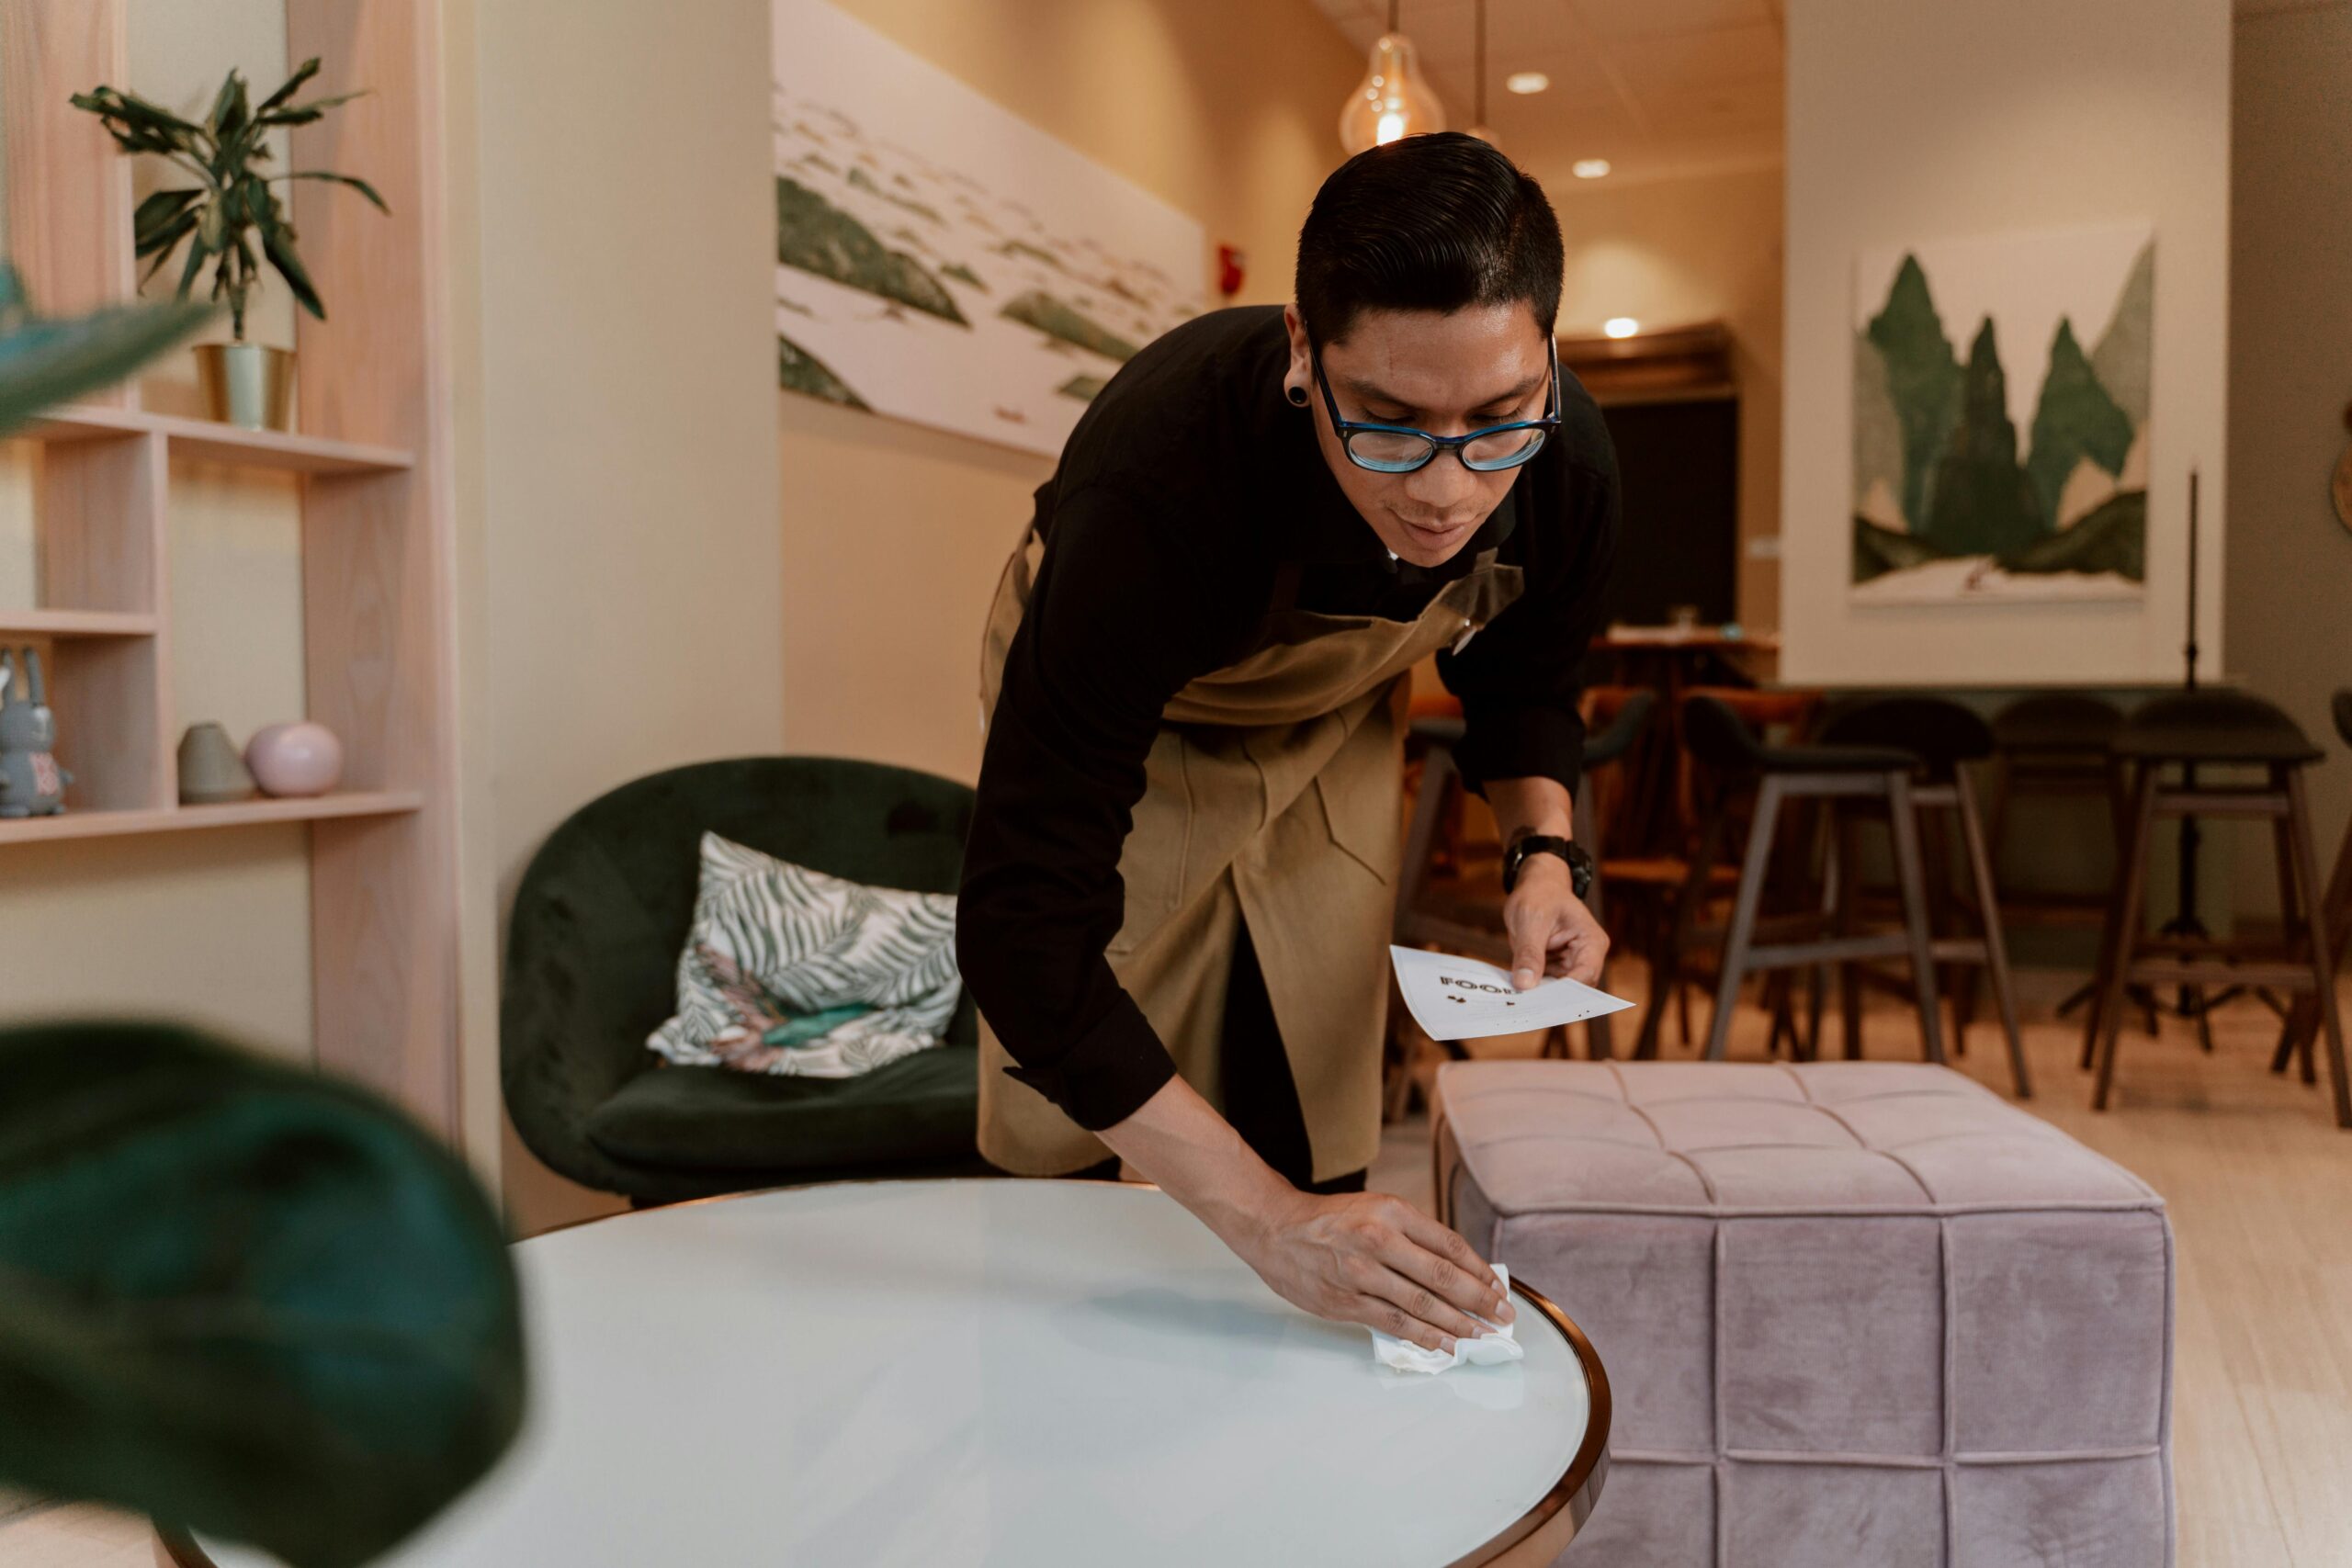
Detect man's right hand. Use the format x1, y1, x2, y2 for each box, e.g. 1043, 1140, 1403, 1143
1223, 1186, 1516, 1355
1095, 1073, 1513, 1354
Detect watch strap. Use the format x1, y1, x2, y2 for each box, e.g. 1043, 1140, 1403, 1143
1504, 832, 1589, 897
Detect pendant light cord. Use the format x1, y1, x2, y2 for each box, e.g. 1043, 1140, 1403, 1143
1388, 0, 1399, 34
1475, 0, 1486, 127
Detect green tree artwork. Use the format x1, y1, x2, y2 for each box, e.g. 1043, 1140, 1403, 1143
1851, 225, 2153, 602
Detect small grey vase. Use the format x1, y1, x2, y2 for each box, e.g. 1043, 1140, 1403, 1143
178, 721, 257, 805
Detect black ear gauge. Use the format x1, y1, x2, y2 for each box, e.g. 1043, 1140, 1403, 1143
1287, 385, 1308, 406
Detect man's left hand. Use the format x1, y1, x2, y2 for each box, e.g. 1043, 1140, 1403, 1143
1503, 855, 1608, 990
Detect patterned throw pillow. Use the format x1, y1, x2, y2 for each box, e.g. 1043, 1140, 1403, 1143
648, 832, 961, 1077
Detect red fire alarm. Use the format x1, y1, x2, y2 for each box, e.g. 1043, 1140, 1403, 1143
1217, 244, 1246, 299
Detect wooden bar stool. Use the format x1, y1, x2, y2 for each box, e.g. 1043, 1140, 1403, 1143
1815, 696, 2030, 1097
1647, 693, 1946, 1065
2086, 691, 2351, 1126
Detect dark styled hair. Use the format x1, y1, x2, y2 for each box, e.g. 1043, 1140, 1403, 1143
1295, 131, 1563, 348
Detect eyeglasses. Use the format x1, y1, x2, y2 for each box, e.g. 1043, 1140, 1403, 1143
1310, 338, 1562, 474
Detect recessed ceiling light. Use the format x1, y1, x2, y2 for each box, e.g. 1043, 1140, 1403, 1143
1505, 71, 1549, 95
1571, 158, 1611, 180
1603, 317, 1640, 339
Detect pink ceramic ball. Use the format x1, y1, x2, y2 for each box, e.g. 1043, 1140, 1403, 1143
244, 721, 345, 798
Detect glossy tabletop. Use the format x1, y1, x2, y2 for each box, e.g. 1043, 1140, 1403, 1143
181, 1179, 1607, 1568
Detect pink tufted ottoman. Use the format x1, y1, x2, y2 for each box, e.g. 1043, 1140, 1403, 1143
1432, 1060, 2173, 1567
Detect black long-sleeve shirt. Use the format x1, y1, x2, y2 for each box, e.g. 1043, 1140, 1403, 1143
957, 306, 1619, 1131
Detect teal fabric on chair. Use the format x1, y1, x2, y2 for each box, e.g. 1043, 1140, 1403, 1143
502, 756, 995, 1205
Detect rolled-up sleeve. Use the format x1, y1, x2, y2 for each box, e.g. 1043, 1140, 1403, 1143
1436, 450, 1621, 800
956, 484, 1240, 1131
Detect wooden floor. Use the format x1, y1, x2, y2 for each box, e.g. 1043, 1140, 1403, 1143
6, 969, 2346, 1568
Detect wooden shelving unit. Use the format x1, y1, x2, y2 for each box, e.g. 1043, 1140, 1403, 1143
1, 0, 461, 1131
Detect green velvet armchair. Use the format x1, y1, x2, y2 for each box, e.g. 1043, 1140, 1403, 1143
502, 756, 996, 1205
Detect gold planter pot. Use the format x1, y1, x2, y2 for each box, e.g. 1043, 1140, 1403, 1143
193, 342, 294, 431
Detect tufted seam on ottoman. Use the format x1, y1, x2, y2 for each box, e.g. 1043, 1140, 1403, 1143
1805, 1103, 1939, 1204
1609, 1061, 1721, 1203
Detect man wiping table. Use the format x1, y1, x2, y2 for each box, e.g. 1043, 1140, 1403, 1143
959, 132, 1620, 1360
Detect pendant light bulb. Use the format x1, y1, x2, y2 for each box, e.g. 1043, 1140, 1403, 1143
1339, 32, 1447, 154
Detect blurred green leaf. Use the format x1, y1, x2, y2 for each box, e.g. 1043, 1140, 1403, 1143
277, 171, 390, 213
257, 57, 322, 115
175, 232, 212, 301
69, 85, 205, 141
0, 266, 215, 434
0, 1023, 526, 1568
136, 214, 200, 283
208, 69, 249, 142
132, 187, 203, 252
260, 90, 367, 129
259, 221, 324, 321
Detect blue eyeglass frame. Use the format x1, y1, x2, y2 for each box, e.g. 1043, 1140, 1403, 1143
1310, 337, 1563, 474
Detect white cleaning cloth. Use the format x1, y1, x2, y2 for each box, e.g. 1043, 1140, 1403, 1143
1371, 1263, 1525, 1374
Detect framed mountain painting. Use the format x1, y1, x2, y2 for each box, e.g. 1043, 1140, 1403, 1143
772, 0, 1205, 457
1851, 222, 2153, 603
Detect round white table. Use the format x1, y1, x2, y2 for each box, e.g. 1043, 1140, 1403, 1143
170, 1179, 1608, 1567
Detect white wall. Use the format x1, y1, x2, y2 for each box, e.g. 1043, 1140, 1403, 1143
1780, 0, 2233, 687
455, 0, 784, 1229
2224, 2, 2352, 919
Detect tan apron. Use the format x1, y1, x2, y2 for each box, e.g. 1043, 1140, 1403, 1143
976, 517, 1526, 1183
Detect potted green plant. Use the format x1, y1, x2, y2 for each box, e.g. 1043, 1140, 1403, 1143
71, 58, 387, 431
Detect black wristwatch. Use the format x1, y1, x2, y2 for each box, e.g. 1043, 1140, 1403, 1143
1503, 831, 1593, 899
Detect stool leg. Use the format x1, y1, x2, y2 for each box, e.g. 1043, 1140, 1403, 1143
2083, 761, 2138, 1070
1919, 805, 1968, 1055
1987, 751, 2015, 888
1956, 770, 2030, 1099
2274, 804, 2352, 1078
1640, 806, 1726, 1060
1839, 810, 1866, 1059
2268, 786, 2317, 1084
1886, 772, 1946, 1065
1805, 797, 1838, 1060
1705, 774, 1785, 1062
2285, 767, 2352, 1128
2093, 769, 2159, 1111
2273, 1000, 2312, 1077
1577, 786, 1613, 1062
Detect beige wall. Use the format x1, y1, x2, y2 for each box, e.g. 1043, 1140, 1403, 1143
1553, 165, 1784, 631
777, 0, 1365, 784
456, 0, 785, 1233
1780, 0, 2233, 688
2224, 3, 2352, 919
